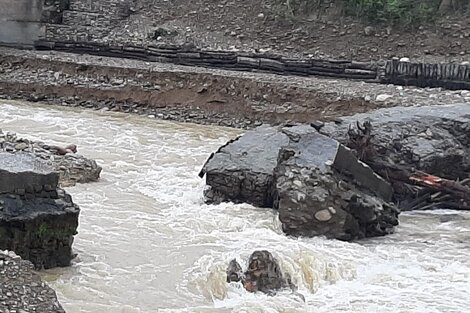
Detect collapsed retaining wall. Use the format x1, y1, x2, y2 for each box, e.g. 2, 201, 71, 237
0, 153, 80, 269
201, 104, 469, 240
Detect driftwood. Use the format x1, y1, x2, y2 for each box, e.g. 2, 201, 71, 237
410, 174, 470, 200
405, 176, 470, 211
347, 121, 470, 211
347, 120, 374, 161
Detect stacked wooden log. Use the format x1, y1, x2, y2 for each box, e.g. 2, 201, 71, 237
33, 40, 470, 90
384, 58, 470, 90
405, 174, 470, 211
33, 40, 379, 81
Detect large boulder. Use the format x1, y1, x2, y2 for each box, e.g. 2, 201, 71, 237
201, 127, 289, 207
201, 125, 398, 240
0, 153, 79, 269
274, 126, 398, 240
227, 250, 294, 295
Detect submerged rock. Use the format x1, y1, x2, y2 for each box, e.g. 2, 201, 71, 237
439, 214, 466, 223
226, 258, 243, 283
0, 153, 79, 269
0, 250, 65, 312
227, 251, 294, 295
0, 129, 101, 187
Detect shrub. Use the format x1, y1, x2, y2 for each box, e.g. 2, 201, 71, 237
342, 0, 440, 26
272, 0, 468, 26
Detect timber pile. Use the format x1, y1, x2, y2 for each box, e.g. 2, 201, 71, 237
406, 174, 470, 211
348, 121, 470, 211
33, 40, 470, 90
384, 59, 470, 90
33, 39, 379, 80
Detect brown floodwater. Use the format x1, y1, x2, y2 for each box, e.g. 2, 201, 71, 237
1, 100, 469, 313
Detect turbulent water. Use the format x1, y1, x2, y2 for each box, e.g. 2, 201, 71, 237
1, 100, 469, 313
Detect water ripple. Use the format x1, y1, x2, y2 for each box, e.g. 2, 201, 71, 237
1, 100, 469, 313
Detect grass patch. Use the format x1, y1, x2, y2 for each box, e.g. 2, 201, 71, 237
342, 0, 440, 26
272, 0, 468, 27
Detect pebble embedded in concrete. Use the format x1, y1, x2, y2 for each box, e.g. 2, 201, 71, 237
315, 209, 332, 222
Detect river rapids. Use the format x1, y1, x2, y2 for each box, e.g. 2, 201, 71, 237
1, 100, 469, 313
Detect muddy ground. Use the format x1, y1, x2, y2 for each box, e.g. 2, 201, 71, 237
0, 47, 468, 128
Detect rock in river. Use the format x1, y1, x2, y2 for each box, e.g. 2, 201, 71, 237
274, 126, 397, 240
201, 125, 398, 240
201, 126, 289, 207
0, 153, 79, 269
227, 250, 294, 295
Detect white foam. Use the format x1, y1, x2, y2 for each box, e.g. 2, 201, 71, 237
2, 100, 469, 313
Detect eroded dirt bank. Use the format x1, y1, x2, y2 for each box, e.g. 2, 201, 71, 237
0, 47, 468, 128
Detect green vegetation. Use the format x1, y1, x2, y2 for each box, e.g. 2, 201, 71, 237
37, 223, 51, 238
343, 0, 438, 26
35, 222, 75, 239
274, 0, 468, 26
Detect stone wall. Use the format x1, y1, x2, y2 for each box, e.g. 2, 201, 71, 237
0, 0, 67, 46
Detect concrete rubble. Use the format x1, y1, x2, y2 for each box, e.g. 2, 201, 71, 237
0, 153, 80, 269
201, 103, 469, 239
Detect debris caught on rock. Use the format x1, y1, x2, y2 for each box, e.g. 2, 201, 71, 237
201, 103, 470, 240
47, 144, 78, 156
327, 104, 470, 211
0, 129, 101, 186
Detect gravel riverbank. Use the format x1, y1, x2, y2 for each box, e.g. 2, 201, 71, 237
1, 47, 468, 128
0, 251, 65, 313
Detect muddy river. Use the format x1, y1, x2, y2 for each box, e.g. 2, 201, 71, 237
1, 100, 469, 313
